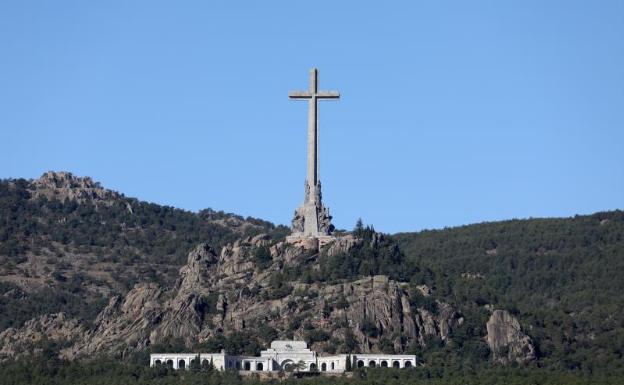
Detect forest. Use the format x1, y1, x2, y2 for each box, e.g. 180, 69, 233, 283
0, 177, 623, 384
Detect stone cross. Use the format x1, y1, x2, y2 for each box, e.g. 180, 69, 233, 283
288, 68, 339, 204
287, 68, 339, 240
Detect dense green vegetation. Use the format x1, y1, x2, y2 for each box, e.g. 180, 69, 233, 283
0, 178, 286, 266
395, 211, 624, 373
0, 178, 287, 331
0, 281, 108, 330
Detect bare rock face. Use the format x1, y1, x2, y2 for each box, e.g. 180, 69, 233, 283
486, 310, 536, 364
336, 276, 418, 351
149, 292, 205, 348
217, 240, 256, 279
0, 313, 85, 359
414, 301, 457, 344
176, 243, 217, 294
323, 235, 360, 257
151, 243, 217, 347
67, 283, 164, 359
31, 171, 120, 203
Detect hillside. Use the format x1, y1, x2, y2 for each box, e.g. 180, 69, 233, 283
0, 172, 623, 384
0, 172, 287, 330
396, 212, 624, 371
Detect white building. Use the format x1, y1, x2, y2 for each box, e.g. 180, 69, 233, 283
150, 340, 416, 373
351, 354, 415, 369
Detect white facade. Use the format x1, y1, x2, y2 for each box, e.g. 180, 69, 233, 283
352, 354, 416, 369
150, 353, 228, 371
150, 340, 417, 373
149, 352, 273, 372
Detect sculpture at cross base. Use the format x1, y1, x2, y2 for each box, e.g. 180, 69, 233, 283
286, 68, 339, 243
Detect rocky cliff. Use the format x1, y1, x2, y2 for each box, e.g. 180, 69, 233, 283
485, 310, 535, 364
0, 234, 462, 360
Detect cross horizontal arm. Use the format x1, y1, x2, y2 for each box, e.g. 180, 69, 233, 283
316, 91, 340, 99
288, 91, 312, 99
288, 91, 340, 99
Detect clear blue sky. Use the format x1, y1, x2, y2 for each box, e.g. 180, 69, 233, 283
1, 1, 623, 233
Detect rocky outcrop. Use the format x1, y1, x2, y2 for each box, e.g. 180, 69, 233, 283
0, 234, 461, 360
67, 283, 164, 359
30, 171, 120, 203
0, 313, 85, 359
216, 240, 257, 279
322, 235, 360, 257
150, 244, 217, 346
176, 243, 217, 293
333, 275, 418, 352
486, 310, 535, 364
414, 301, 458, 344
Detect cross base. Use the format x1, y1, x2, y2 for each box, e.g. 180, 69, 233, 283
285, 233, 336, 249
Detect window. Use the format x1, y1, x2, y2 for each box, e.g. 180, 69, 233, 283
321, 363, 327, 371
178, 360, 186, 369
381, 360, 388, 367
331, 362, 335, 370
244, 362, 251, 371
368, 361, 376, 367
404, 361, 412, 368
392, 361, 400, 368
154, 360, 162, 365
257, 363, 264, 371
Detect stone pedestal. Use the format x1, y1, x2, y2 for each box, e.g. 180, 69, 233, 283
285, 233, 335, 249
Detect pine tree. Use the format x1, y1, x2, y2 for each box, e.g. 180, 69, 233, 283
354, 218, 364, 235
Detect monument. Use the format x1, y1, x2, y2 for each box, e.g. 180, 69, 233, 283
286, 68, 339, 243
149, 74, 419, 374
150, 339, 417, 373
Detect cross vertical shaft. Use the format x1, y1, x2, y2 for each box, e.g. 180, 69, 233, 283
288, 68, 340, 239
307, 68, 318, 200
289, 68, 339, 203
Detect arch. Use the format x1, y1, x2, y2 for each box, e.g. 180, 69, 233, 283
331, 362, 335, 370
178, 359, 186, 369
256, 362, 264, 371
392, 360, 400, 368
368, 360, 376, 367
404, 361, 412, 368
166, 359, 174, 368
154, 359, 162, 365
321, 363, 327, 371
310, 363, 317, 371
202, 359, 208, 366
381, 360, 388, 367
357, 360, 364, 368
281, 359, 295, 371
244, 361, 251, 371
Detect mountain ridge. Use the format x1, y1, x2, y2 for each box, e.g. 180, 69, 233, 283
0, 171, 622, 376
